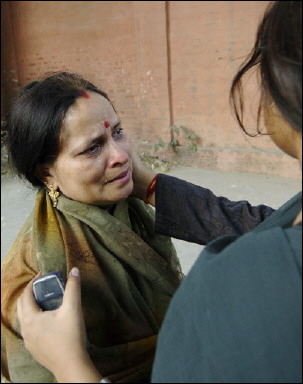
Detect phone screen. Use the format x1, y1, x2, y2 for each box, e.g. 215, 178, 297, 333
33, 273, 65, 311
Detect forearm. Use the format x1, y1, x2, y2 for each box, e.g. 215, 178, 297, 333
54, 352, 102, 383
155, 174, 275, 244
131, 154, 274, 244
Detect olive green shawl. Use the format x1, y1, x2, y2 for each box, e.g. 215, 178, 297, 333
1, 189, 183, 383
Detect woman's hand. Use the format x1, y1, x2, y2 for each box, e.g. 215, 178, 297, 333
17, 268, 102, 383
131, 149, 157, 205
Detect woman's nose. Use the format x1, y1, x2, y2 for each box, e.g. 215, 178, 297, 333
107, 139, 129, 167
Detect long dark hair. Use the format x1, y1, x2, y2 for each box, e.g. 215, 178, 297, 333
230, 1, 302, 135
8, 72, 114, 187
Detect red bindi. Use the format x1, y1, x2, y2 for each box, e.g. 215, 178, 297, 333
104, 121, 110, 128
79, 90, 90, 99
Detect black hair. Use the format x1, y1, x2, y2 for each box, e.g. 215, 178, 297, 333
230, 1, 302, 135
8, 72, 114, 187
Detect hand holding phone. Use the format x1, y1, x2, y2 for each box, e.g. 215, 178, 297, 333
18, 268, 102, 382
32, 270, 90, 348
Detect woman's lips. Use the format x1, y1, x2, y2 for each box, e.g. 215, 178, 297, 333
105, 168, 131, 184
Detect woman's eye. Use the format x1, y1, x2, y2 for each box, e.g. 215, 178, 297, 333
114, 127, 124, 137
84, 144, 101, 155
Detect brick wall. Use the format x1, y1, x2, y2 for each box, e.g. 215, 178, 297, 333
1, 1, 300, 178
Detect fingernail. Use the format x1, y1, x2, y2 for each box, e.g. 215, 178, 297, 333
70, 267, 80, 277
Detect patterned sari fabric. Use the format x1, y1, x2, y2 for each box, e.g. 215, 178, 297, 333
1, 189, 183, 383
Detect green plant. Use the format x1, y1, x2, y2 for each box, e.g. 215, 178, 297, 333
154, 125, 198, 152
154, 138, 166, 152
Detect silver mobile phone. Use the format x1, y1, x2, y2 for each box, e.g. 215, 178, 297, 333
32, 271, 66, 311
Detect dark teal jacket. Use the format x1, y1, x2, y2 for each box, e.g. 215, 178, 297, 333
152, 175, 302, 383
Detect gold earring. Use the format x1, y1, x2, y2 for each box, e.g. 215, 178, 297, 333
48, 185, 60, 208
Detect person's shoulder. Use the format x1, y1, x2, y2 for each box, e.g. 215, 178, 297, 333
209, 221, 300, 260
185, 224, 301, 295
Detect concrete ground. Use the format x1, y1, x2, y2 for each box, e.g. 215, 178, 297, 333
1, 167, 301, 274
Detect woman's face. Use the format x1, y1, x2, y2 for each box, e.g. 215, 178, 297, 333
263, 100, 301, 160
46, 91, 133, 207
